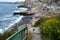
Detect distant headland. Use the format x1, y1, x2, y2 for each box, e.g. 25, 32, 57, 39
0, 2, 22, 4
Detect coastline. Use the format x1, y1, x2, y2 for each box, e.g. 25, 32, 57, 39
0, 16, 24, 33
0, 2, 21, 4
8, 16, 24, 29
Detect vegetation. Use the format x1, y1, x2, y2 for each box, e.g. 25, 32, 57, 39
0, 29, 32, 40
0, 31, 16, 40
34, 17, 47, 27
34, 15, 60, 40
28, 33, 32, 40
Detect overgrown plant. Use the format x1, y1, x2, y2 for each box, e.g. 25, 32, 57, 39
0, 31, 16, 40
34, 17, 46, 27
40, 17, 60, 40
34, 15, 60, 40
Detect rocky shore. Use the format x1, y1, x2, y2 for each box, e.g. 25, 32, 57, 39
22, 0, 60, 17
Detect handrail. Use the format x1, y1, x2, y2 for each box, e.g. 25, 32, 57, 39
6, 27, 28, 40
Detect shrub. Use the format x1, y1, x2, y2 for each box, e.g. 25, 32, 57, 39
34, 17, 46, 27
0, 31, 16, 40
40, 17, 60, 40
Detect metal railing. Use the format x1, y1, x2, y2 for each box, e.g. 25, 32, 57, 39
6, 27, 28, 40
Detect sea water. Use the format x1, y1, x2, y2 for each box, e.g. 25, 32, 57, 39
0, 3, 25, 33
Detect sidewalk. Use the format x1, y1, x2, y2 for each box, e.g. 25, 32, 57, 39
31, 27, 42, 40
27, 24, 42, 40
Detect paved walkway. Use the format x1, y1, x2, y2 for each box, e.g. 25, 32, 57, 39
27, 24, 42, 40
31, 27, 42, 40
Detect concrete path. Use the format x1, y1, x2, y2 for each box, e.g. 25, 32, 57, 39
31, 27, 42, 40
32, 33, 41, 40
27, 24, 42, 40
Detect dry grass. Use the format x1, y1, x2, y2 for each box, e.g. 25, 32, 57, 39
28, 32, 32, 40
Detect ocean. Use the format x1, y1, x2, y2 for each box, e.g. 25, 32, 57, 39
0, 3, 26, 33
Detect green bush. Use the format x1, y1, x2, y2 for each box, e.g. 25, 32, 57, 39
0, 31, 16, 40
34, 17, 46, 27
40, 17, 60, 40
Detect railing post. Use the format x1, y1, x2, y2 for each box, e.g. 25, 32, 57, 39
16, 23, 19, 31
25, 27, 28, 40
26, 27, 28, 40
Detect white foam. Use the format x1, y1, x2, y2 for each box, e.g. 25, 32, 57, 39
0, 29, 4, 33
19, 8, 28, 11
6, 16, 24, 30
13, 10, 21, 13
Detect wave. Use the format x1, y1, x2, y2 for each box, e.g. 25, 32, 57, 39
7, 16, 24, 30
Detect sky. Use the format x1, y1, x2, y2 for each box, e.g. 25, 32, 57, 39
0, 0, 25, 2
